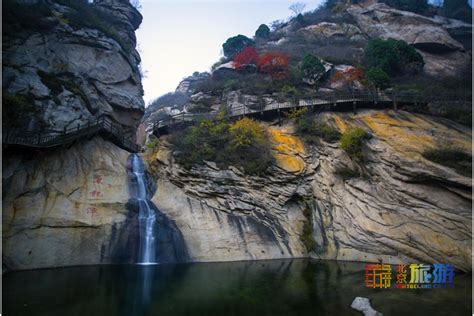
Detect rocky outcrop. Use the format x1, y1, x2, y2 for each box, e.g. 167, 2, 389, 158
297, 22, 367, 41
2, 0, 144, 136
347, 2, 471, 76
312, 112, 471, 271
2, 138, 139, 270
144, 110, 471, 271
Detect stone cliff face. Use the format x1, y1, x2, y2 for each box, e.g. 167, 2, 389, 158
346, 2, 471, 77
2, 0, 472, 272
3, 138, 139, 270
144, 110, 471, 271
2, 0, 145, 271
3, 0, 144, 135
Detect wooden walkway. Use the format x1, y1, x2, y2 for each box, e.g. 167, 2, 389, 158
3, 116, 140, 153
148, 91, 469, 136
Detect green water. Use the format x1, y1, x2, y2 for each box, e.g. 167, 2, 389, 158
3, 259, 471, 316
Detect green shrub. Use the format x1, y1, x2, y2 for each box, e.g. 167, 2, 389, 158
145, 136, 159, 150
255, 24, 270, 38
281, 85, 299, 97
300, 54, 325, 81
365, 67, 391, 89
222, 35, 255, 58
3, 0, 56, 36
301, 204, 315, 252
444, 108, 472, 126
363, 38, 424, 77
340, 127, 368, 160
170, 116, 273, 175
37, 70, 88, 103
296, 116, 341, 143
335, 166, 361, 180
56, 0, 131, 54
422, 147, 472, 177
285, 107, 308, 120
380, 0, 429, 15
2, 91, 39, 128
443, 0, 472, 23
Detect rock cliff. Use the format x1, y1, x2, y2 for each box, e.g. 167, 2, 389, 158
3, 138, 139, 270
2, 0, 472, 272
3, 0, 144, 135
144, 110, 471, 271
2, 0, 145, 271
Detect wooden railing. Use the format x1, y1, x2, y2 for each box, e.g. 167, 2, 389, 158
3, 116, 140, 153
148, 91, 470, 134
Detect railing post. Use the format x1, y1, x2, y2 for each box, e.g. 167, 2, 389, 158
37, 132, 41, 145
77, 123, 80, 132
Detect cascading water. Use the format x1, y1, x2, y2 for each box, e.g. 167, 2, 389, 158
128, 153, 188, 265
131, 154, 157, 264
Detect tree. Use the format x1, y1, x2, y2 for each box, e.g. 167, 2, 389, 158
331, 67, 364, 91
324, 0, 363, 9
233, 46, 259, 70
222, 35, 255, 59
324, 0, 340, 8
365, 67, 390, 90
255, 24, 270, 38
289, 2, 306, 15
380, 0, 429, 15
363, 38, 424, 76
300, 54, 325, 83
443, 0, 472, 23
258, 52, 289, 80
129, 0, 141, 10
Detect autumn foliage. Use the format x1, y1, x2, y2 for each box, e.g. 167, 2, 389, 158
257, 52, 289, 80
331, 67, 364, 90
233, 46, 259, 69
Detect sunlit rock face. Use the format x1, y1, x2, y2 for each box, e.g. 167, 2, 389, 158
310, 111, 471, 272
2, 0, 144, 136
2, 138, 139, 270
145, 111, 471, 271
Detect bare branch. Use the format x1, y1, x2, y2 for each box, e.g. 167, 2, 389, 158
289, 2, 306, 15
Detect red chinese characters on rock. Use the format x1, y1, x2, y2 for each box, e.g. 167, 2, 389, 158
86, 207, 98, 216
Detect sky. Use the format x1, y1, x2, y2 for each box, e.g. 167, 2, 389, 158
136, 0, 324, 105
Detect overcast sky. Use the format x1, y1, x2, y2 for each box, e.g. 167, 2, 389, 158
136, 0, 324, 105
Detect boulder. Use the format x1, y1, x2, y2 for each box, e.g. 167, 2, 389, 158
351, 297, 383, 316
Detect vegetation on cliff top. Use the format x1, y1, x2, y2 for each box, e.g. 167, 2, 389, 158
340, 127, 369, 161
423, 147, 472, 177
170, 116, 273, 175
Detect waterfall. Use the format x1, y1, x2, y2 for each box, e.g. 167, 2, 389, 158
131, 154, 157, 264
128, 153, 188, 265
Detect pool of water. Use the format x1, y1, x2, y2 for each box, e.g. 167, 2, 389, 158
3, 259, 471, 316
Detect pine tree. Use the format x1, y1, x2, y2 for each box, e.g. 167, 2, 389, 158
443, 0, 472, 23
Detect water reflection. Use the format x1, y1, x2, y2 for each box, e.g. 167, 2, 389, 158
3, 259, 471, 316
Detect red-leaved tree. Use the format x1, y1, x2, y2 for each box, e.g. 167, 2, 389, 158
233, 46, 259, 70
257, 52, 289, 80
